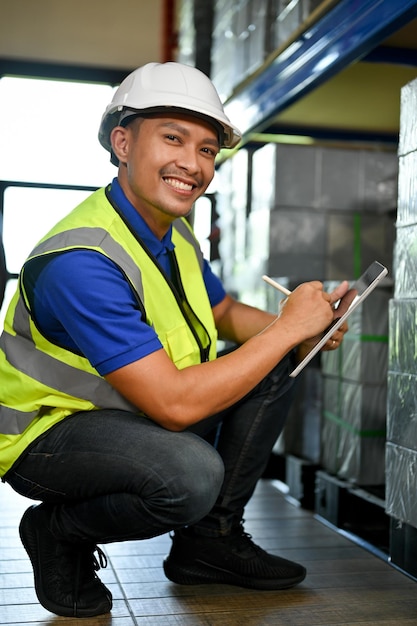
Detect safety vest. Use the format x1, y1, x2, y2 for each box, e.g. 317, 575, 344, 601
0, 187, 217, 476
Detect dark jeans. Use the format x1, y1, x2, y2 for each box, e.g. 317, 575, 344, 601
6, 355, 296, 544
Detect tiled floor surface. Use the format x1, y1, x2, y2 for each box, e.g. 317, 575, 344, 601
1, 479, 417, 625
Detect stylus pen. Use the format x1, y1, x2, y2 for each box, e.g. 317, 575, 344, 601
262, 275, 291, 296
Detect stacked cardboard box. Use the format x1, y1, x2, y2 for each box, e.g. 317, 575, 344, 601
248, 142, 396, 287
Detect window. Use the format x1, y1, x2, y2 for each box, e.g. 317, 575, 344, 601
0, 76, 115, 186
0, 75, 117, 322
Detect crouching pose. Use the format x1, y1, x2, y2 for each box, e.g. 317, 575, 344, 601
0, 61, 348, 617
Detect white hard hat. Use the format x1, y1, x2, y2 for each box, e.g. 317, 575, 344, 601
98, 62, 241, 159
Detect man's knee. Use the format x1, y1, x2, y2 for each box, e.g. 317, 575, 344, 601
165, 434, 224, 526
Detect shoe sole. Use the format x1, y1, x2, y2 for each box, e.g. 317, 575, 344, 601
19, 506, 112, 618
163, 557, 306, 590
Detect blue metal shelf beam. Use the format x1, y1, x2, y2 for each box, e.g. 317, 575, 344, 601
225, 0, 417, 139
255, 124, 399, 146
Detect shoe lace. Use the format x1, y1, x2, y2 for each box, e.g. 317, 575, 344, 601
92, 546, 108, 572
227, 524, 264, 557
79, 545, 108, 582
57, 543, 108, 590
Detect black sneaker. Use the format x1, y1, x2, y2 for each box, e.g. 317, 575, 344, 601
163, 525, 306, 591
19, 505, 112, 617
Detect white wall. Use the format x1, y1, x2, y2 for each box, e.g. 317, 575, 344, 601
0, 0, 164, 69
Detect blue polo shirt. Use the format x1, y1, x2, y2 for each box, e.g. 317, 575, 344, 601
24, 179, 226, 375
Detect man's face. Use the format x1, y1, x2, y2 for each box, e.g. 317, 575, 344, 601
112, 113, 220, 237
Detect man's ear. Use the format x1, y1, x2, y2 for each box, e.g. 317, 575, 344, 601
110, 126, 130, 165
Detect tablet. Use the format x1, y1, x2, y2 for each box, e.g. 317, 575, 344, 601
289, 261, 388, 378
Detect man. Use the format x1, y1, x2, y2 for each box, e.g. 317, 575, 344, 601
0, 62, 348, 618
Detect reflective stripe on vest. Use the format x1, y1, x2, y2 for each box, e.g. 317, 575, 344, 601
0, 404, 38, 435
27, 226, 146, 302
21, 220, 203, 307
0, 326, 136, 413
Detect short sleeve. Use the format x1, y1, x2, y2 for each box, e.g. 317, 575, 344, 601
25, 250, 164, 375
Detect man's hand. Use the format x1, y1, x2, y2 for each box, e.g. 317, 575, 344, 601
295, 280, 350, 359
322, 279, 350, 351
278, 281, 335, 344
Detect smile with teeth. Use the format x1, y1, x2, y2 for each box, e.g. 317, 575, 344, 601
164, 177, 194, 191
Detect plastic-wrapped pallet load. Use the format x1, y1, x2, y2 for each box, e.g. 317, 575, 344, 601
248, 142, 396, 286
320, 282, 391, 486
385, 77, 417, 578
211, 0, 269, 101
386, 299, 417, 525
386, 444, 417, 527
215, 140, 395, 474
386, 76, 417, 529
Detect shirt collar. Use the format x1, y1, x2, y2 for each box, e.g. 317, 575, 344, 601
107, 177, 175, 259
